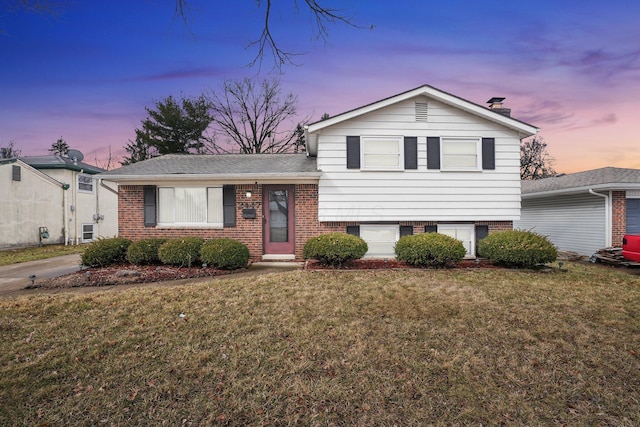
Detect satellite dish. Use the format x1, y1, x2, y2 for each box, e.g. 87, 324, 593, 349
67, 149, 84, 163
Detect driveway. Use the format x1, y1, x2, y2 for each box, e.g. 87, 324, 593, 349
0, 254, 82, 296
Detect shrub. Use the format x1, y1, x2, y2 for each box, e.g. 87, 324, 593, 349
126, 238, 167, 265
200, 238, 250, 270
478, 229, 558, 268
81, 237, 132, 267
158, 237, 204, 267
394, 233, 466, 268
302, 232, 368, 267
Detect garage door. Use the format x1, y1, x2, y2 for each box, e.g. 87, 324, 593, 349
627, 199, 640, 234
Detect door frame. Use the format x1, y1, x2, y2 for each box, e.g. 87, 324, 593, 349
262, 184, 295, 255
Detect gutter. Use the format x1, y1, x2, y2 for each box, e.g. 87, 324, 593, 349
522, 183, 640, 199
589, 189, 612, 247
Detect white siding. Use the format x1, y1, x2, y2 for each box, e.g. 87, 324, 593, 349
0, 163, 64, 248
316, 97, 523, 222
514, 194, 606, 256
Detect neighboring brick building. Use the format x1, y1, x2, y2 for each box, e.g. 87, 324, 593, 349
515, 168, 640, 256
100, 85, 539, 261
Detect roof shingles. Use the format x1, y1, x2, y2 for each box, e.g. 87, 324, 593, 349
522, 167, 640, 194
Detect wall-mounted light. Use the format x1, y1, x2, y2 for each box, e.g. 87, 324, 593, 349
246, 190, 252, 198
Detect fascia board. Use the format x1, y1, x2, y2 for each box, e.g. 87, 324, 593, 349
100, 172, 322, 185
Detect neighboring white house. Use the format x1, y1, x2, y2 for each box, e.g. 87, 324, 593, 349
514, 167, 640, 256
0, 154, 118, 249
306, 85, 538, 257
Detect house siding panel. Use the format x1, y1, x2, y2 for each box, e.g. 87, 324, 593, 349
316, 97, 523, 222
515, 193, 606, 256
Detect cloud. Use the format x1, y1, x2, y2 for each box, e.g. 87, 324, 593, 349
121, 66, 226, 83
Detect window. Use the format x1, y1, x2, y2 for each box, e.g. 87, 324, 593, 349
82, 223, 95, 242
437, 224, 475, 257
441, 137, 480, 170
78, 175, 94, 192
158, 186, 223, 227
361, 136, 403, 170
360, 225, 399, 258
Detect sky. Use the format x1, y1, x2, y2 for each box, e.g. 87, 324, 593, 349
1, 0, 639, 173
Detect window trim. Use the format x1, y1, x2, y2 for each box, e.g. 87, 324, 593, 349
157, 185, 224, 228
81, 223, 95, 243
360, 224, 400, 258
437, 223, 476, 258
360, 136, 404, 171
77, 174, 94, 193
440, 137, 482, 171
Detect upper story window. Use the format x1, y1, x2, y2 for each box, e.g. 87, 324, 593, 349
441, 137, 481, 170
78, 175, 94, 192
158, 186, 223, 227
361, 136, 403, 170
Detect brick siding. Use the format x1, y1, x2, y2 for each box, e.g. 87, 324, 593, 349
612, 191, 626, 247
119, 184, 514, 261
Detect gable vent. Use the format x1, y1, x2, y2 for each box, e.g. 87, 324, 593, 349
415, 101, 428, 122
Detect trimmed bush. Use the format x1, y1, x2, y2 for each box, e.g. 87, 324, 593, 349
394, 233, 466, 268
81, 237, 132, 267
302, 232, 368, 267
478, 229, 558, 268
158, 237, 204, 267
200, 238, 250, 270
126, 238, 167, 265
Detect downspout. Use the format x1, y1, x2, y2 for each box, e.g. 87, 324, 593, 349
62, 183, 69, 246
589, 189, 612, 247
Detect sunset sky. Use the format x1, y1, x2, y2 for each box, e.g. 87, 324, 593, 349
1, 0, 638, 172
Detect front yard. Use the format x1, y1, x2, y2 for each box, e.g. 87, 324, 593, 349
1, 263, 640, 425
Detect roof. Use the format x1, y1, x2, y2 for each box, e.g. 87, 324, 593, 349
19, 155, 105, 174
98, 153, 320, 183
304, 84, 538, 156
522, 167, 640, 198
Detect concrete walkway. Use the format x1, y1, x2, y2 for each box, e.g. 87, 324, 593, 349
0, 254, 82, 296
0, 256, 303, 298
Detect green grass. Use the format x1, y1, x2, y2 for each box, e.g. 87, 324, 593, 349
2, 263, 640, 425
0, 244, 85, 266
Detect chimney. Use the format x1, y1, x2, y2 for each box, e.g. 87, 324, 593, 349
487, 97, 511, 117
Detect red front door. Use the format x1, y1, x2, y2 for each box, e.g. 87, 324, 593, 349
263, 185, 295, 255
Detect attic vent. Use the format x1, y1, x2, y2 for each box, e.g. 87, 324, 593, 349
12, 165, 21, 181
415, 101, 428, 122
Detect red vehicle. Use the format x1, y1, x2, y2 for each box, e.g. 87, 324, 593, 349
622, 235, 640, 263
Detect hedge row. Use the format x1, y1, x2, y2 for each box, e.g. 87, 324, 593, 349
81, 237, 250, 270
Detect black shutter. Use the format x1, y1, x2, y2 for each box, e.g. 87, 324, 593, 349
424, 225, 437, 233
12, 165, 21, 181
404, 137, 418, 169
143, 186, 157, 227
223, 185, 236, 227
346, 136, 360, 169
475, 225, 489, 256
400, 225, 414, 237
427, 137, 440, 169
346, 225, 360, 236
482, 138, 495, 170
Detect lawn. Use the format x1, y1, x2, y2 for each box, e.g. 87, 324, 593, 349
0, 244, 85, 266
1, 263, 640, 425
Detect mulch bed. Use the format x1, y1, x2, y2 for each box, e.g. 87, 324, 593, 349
31, 265, 241, 289
304, 258, 498, 270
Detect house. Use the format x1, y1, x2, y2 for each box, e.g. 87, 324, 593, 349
514, 167, 640, 256
100, 85, 538, 261
0, 153, 118, 249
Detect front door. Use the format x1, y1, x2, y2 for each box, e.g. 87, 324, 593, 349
263, 185, 295, 255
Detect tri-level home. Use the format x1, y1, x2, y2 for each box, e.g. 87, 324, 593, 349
100, 85, 537, 261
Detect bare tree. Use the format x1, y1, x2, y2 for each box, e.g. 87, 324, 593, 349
0, 140, 22, 158
4, 1, 364, 68
94, 146, 115, 170
207, 78, 304, 154
521, 136, 557, 180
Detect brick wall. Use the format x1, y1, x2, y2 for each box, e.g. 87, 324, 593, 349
612, 191, 626, 247
119, 184, 514, 262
